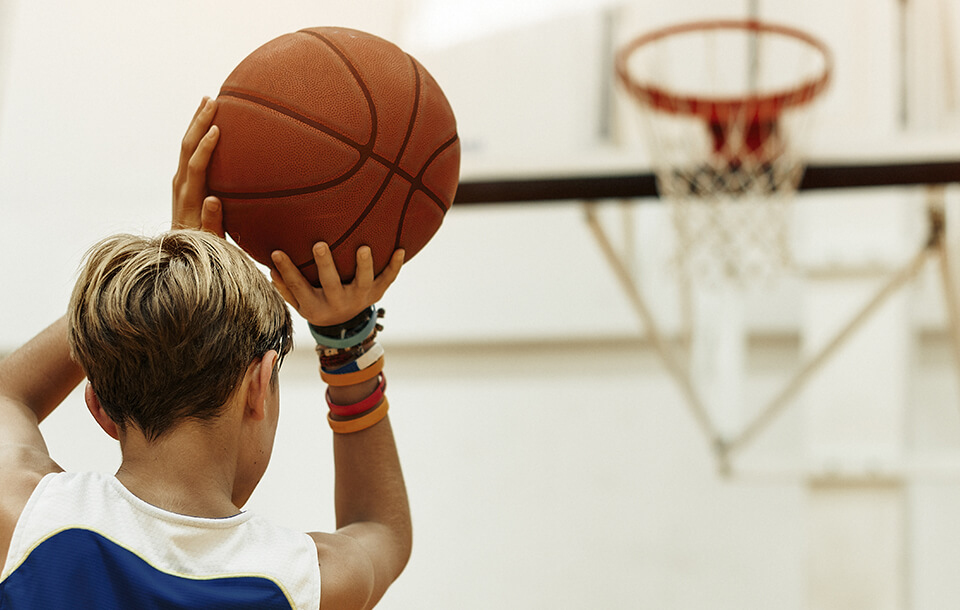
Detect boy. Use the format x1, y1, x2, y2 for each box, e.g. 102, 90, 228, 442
0, 98, 409, 609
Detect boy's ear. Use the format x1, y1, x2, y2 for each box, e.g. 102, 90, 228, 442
84, 382, 120, 440
245, 350, 279, 422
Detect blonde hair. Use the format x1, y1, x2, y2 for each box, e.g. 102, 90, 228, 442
68, 230, 292, 441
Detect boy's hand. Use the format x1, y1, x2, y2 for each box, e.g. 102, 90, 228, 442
172, 97, 225, 237
270, 243, 404, 327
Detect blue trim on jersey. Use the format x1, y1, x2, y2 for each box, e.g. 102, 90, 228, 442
0, 528, 292, 609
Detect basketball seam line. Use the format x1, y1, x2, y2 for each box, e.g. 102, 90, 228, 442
297, 29, 379, 148
213, 89, 376, 182
212, 91, 451, 211
417, 135, 459, 210
215, 30, 452, 212
211, 90, 457, 209
214, 29, 457, 277
298, 30, 420, 276
330, 53, 424, 254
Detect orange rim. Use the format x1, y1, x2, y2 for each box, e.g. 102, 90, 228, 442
616, 19, 833, 122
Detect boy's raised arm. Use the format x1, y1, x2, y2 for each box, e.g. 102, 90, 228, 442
272, 243, 410, 610
0, 316, 83, 574
0, 316, 84, 434
176, 93, 413, 609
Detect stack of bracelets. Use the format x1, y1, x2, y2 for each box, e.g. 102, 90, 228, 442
310, 305, 387, 434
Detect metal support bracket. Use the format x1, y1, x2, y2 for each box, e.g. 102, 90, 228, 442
584, 188, 960, 476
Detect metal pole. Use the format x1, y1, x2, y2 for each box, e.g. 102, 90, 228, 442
928, 186, 960, 404
727, 244, 932, 456
583, 202, 727, 461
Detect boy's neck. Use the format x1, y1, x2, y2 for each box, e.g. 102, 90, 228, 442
115, 422, 242, 519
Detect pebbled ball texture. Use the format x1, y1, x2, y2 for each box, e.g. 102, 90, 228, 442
208, 27, 460, 283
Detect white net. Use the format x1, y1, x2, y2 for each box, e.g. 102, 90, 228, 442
657, 131, 805, 285
617, 21, 831, 286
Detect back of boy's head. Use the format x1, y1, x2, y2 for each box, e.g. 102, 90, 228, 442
68, 230, 293, 441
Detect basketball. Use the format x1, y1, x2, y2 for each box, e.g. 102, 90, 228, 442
208, 27, 460, 283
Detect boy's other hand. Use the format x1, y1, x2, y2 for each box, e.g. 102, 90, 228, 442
172, 97, 225, 237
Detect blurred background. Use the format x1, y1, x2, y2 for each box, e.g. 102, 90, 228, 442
3, 1, 960, 608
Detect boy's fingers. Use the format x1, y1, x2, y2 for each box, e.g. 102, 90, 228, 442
187, 125, 219, 175
200, 197, 225, 238
313, 243, 345, 297
179, 97, 215, 168
189, 96, 210, 125
177, 98, 207, 162
375, 249, 405, 290
270, 250, 317, 299
354, 246, 374, 290
183, 126, 219, 212
270, 266, 301, 311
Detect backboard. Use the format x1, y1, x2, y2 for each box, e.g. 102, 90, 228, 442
403, 0, 960, 181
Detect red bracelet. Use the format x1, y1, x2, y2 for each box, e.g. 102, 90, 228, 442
327, 397, 389, 434
326, 374, 386, 418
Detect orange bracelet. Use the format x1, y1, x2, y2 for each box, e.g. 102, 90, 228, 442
326, 374, 386, 417
320, 354, 385, 386
327, 397, 390, 434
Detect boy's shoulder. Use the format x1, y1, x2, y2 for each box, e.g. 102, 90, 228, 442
0, 443, 61, 575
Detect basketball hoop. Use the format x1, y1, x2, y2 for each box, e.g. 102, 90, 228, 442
616, 19, 833, 283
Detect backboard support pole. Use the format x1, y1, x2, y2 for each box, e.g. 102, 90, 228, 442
584, 193, 955, 475
583, 201, 730, 470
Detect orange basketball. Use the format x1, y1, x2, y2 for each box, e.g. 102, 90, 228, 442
208, 27, 460, 283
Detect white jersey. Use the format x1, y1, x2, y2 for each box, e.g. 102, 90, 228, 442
0, 471, 320, 609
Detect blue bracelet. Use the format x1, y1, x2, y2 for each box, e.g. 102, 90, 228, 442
309, 306, 379, 349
